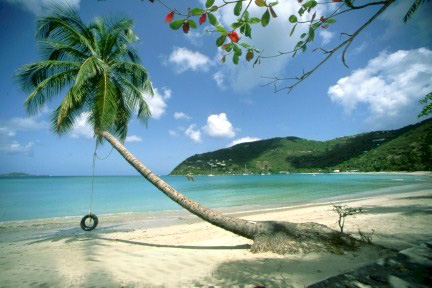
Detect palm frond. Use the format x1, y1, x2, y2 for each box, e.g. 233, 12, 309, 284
404, 0, 430, 22
24, 69, 79, 115
39, 41, 89, 61
91, 72, 118, 133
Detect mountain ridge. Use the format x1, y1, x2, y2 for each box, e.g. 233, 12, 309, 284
170, 118, 432, 175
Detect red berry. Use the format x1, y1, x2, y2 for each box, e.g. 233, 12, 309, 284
182, 21, 190, 34
165, 11, 174, 23
228, 31, 240, 43
320, 16, 325, 22
332, 0, 342, 2
199, 13, 207, 25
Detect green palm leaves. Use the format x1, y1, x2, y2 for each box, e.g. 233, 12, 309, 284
17, 6, 152, 141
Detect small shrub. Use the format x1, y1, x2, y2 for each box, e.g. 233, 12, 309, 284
332, 205, 364, 234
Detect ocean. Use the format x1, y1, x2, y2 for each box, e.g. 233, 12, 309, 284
0, 174, 431, 223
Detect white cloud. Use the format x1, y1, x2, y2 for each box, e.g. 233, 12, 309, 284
143, 87, 171, 119
174, 112, 191, 120
168, 47, 212, 73
212, 0, 333, 92
0, 116, 47, 155
228, 137, 261, 147
185, 124, 202, 143
6, 0, 81, 16
319, 30, 335, 45
203, 113, 236, 138
328, 48, 432, 129
70, 112, 93, 139
213, 71, 225, 89
125, 135, 143, 143
168, 130, 178, 136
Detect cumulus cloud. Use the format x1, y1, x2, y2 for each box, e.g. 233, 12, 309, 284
319, 30, 335, 45
228, 137, 261, 147
143, 87, 171, 119
6, 0, 81, 16
212, 0, 333, 92
168, 47, 212, 73
174, 112, 191, 120
0, 138, 35, 155
185, 124, 202, 143
125, 135, 143, 143
328, 48, 432, 129
203, 113, 236, 138
70, 112, 93, 139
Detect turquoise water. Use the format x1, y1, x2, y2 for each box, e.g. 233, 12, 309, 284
0, 174, 430, 222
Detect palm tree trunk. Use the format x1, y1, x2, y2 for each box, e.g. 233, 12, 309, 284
99, 130, 260, 239
100, 130, 362, 254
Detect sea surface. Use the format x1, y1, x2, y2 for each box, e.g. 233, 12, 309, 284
0, 174, 431, 223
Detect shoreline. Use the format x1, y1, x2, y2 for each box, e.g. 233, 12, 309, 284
1, 188, 431, 287
1, 180, 430, 230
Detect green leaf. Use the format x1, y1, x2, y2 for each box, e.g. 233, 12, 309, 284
207, 12, 218, 26
249, 17, 260, 24
302, 45, 307, 52
298, 7, 305, 16
245, 23, 252, 38
216, 35, 227, 46
190, 8, 204, 16
240, 43, 251, 49
206, 0, 215, 8
240, 24, 245, 34
255, 0, 266, 7
290, 23, 297, 36
325, 18, 336, 24
261, 9, 270, 27
188, 20, 197, 29
269, 1, 279, 6
169, 19, 184, 30
222, 43, 233, 52
289, 15, 297, 23
244, 10, 249, 21
216, 25, 227, 34
296, 40, 304, 47
312, 22, 321, 29
209, 5, 218, 12
300, 33, 306, 38
303, 0, 317, 9
231, 22, 243, 29
234, 1, 242, 16
233, 44, 242, 56
308, 27, 315, 42
233, 53, 239, 64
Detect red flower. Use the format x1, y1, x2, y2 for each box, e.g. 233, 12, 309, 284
182, 21, 190, 34
165, 11, 174, 23
199, 13, 207, 25
320, 16, 325, 22
332, 0, 342, 2
228, 31, 240, 43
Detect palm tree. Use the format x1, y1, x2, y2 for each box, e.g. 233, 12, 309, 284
18, 7, 358, 254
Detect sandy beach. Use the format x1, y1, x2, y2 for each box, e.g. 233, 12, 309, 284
1, 188, 431, 287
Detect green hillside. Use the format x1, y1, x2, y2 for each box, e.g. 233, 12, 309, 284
170, 118, 432, 175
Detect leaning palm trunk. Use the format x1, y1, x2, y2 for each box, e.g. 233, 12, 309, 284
100, 130, 362, 254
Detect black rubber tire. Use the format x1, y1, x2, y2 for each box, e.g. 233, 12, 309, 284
80, 213, 98, 231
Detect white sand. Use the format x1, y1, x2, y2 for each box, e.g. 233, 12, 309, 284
0, 189, 431, 287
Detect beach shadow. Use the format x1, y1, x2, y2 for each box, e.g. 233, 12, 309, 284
197, 246, 392, 287
397, 195, 432, 200
95, 236, 251, 250
362, 204, 432, 216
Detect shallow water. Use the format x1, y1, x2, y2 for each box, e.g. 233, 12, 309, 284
0, 174, 430, 222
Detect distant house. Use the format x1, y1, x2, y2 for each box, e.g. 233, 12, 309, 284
333, 169, 340, 173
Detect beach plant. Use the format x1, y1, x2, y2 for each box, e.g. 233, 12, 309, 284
332, 205, 364, 234
18, 6, 363, 254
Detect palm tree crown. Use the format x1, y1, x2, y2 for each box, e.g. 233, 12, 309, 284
17, 6, 153, 141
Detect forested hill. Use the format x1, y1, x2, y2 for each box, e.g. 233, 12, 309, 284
170, 118, 432, 175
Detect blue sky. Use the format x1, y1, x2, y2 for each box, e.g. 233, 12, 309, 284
0, 0, 431, 176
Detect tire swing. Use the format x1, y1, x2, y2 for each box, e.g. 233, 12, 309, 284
80, 145, 112, 231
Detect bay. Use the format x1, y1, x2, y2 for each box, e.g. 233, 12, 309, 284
0, 174, 430, 222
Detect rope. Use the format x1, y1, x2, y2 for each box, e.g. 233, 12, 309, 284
89, 144, 113, 214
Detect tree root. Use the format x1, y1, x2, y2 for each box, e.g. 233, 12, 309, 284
250, 221, 362, 254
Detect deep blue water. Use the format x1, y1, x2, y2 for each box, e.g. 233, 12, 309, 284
0, 174, 430, 222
